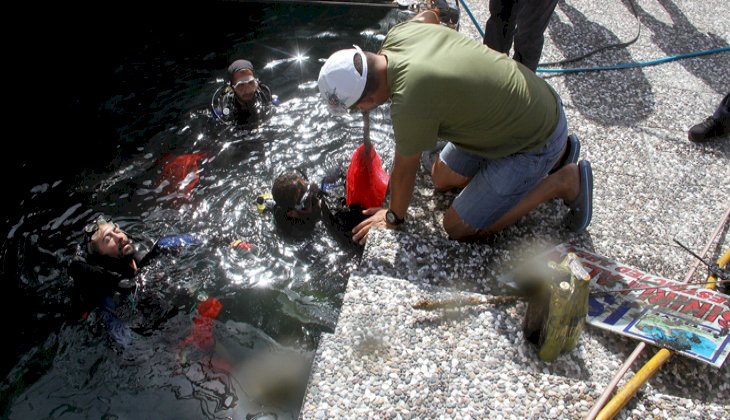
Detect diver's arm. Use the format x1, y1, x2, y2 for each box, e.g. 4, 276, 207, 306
68, 259, 125, 292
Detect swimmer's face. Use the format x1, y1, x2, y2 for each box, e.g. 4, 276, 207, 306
89, 223, 135, 259
232, 69, 258, 103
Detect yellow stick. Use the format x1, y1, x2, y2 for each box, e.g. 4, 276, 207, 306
594, 348, 672, 420
704, 247, 730, 291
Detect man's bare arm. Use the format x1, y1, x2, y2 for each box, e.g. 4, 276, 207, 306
412, 8, 440, 24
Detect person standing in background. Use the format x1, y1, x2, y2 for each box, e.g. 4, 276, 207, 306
482, 0, 560, 72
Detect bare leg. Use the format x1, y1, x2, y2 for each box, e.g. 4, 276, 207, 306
443, 163, 580, 241
433, 137, 569, 188
431, 158, 471, 191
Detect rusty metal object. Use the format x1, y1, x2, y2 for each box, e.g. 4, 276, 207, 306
523, 253, 591, 362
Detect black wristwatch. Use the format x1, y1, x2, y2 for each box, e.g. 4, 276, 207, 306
385, 209, 405, 226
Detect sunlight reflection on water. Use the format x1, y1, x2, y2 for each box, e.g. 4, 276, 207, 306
3, 3, 410, 418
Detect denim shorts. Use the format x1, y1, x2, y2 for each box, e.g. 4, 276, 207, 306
440, 95, 568, 230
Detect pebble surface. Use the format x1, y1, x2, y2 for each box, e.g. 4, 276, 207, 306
301, 0, 729, 418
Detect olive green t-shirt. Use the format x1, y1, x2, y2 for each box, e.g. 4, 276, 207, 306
380, 20, 559, 159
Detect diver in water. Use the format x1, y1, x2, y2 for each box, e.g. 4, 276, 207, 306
67, 216, 205, 348
265, 167, 367, 246
212, 59, 277, 129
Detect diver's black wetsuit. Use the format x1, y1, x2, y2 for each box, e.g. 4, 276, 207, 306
67, 234, 200, 348
214, 83, 274, 129
319, 166, 367, 246
68, 241, 152, 311
272, 166, 366, 247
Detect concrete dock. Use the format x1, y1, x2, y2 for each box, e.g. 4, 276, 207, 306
300, 0, 729, 418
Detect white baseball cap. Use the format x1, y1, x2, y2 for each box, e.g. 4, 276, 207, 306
318, 45, 368, 114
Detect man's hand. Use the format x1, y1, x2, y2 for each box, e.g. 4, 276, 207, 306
352, 208, 389, 246
351, 151, 420, 245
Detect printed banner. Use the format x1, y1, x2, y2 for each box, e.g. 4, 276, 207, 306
505, 244, 730, 368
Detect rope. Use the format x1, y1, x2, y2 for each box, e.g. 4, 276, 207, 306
537, 47, 730, 74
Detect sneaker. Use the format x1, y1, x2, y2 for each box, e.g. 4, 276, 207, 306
420, 141, 447, 174
688, 117, 729, 142
564, 160, 593, 232
549, 134, 580, 174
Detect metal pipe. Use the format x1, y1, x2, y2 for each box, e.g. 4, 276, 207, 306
584, 342, 645, 420
683, 205, 730, 283
363, 111, 371, 155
